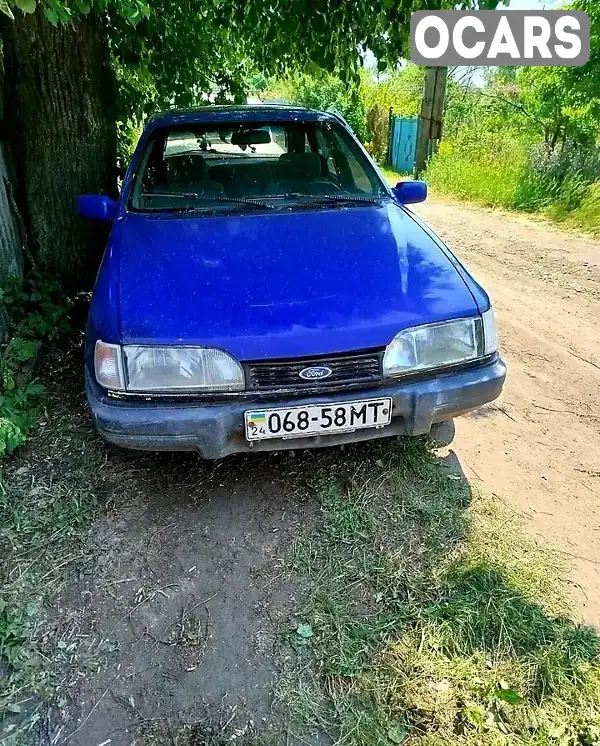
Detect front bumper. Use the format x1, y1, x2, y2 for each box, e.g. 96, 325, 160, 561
86, 356, 506, 459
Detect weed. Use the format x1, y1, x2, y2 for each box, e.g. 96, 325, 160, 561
0, 273, 72, 457
0, 273, 71, 342
423, 131, 600, 236
281, 438, 600, 745
0, 343, 108, 742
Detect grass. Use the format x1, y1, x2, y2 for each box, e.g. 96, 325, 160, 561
423, 135, 530, 209
416, 134, 600, 237
279, 438, 600, 745
0, 477, 103, 734
2, 341, 600, 745
560, 183, 600, 235
0, 344, 110, 744
381, 167, 412, 185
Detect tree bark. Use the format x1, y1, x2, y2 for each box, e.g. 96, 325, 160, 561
2, 9, 117, 288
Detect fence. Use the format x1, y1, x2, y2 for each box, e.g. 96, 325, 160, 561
388, 116, 419, 175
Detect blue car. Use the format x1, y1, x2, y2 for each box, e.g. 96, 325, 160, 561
78, 105, 506, 459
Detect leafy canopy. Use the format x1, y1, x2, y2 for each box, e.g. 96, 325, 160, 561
3, 0, 497, 120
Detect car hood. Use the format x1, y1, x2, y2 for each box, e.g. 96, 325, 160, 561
116, 203, 479, 360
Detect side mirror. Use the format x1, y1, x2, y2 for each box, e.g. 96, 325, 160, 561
76, 194, 118, 221
392, 180, 427, 205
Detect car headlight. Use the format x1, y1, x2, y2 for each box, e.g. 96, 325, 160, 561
383, 309, 497, 377
94, 341, 244, 392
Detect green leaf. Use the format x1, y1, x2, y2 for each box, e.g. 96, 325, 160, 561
295, 623, 313, 638
496, 687, 524, 705
15, 0, 36, 13
0, 1, 14, 19
13, 339, 39, 362
0, 418, 26, 456
387, 721, 409, 744
43, 7, 57, 22
25, 382, 45, 396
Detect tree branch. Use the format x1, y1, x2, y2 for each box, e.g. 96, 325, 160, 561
473, 88, 546, 131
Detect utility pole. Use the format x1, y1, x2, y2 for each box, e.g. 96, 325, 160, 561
415, 66, 448, 177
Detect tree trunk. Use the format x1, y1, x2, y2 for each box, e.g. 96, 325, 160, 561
2, 8, 117, 289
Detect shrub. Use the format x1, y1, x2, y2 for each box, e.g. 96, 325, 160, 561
425, 123, 600, 235
0, 274, 72, 458
425, 131, 531, 208
565, 182, 600, 234
514, 141, 600, 214
0, 274, 71, 341
267, 74, 367, 141
360, 65, 423, 162
360, 64, 423, 119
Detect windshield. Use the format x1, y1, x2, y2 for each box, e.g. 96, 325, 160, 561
129, 119, 388, 212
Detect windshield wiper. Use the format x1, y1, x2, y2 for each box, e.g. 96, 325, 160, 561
279, 192, 385, 205
142, 192, 275, 210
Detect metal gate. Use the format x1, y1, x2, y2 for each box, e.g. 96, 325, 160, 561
388, 116, 419, 174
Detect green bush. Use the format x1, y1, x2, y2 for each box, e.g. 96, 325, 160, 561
0, 418, 26, 457
425, 131, 531, 208
267, 73, 367, 141
360, 64, 423, 118
425, 126, 600, 235
414, 57, 600, 234
117, 119, 143, 174
0, 274, 71, 341
565, 182, 600, 233
0, 274, 72, 458
0, 339, 46, 458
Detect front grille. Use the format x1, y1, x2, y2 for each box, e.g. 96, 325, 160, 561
245, 351, 383, 392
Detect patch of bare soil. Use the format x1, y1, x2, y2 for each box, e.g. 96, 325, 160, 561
51, 466, 301, 746
7, 346, 322, 746
414, 199, 600, 626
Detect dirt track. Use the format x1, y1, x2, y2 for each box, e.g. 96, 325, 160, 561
414, 199, 600, 624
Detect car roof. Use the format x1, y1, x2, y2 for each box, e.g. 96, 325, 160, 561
145, 105, 341, 133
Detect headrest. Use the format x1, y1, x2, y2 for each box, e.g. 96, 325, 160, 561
279, 152, 322, 179
166, 154, 208, 183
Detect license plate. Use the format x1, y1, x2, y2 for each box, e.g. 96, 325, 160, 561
245, 398, 392, 441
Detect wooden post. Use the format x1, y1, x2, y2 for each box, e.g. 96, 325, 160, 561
415, 66, 447, 177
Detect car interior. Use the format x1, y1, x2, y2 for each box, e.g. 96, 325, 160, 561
131, 120, 381, 209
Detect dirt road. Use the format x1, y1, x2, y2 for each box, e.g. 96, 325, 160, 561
414, 199, 600, 624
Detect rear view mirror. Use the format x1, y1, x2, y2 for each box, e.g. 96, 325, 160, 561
231, 128, 271, 147
392, 180, 427, 205
77, 194, 118, 221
